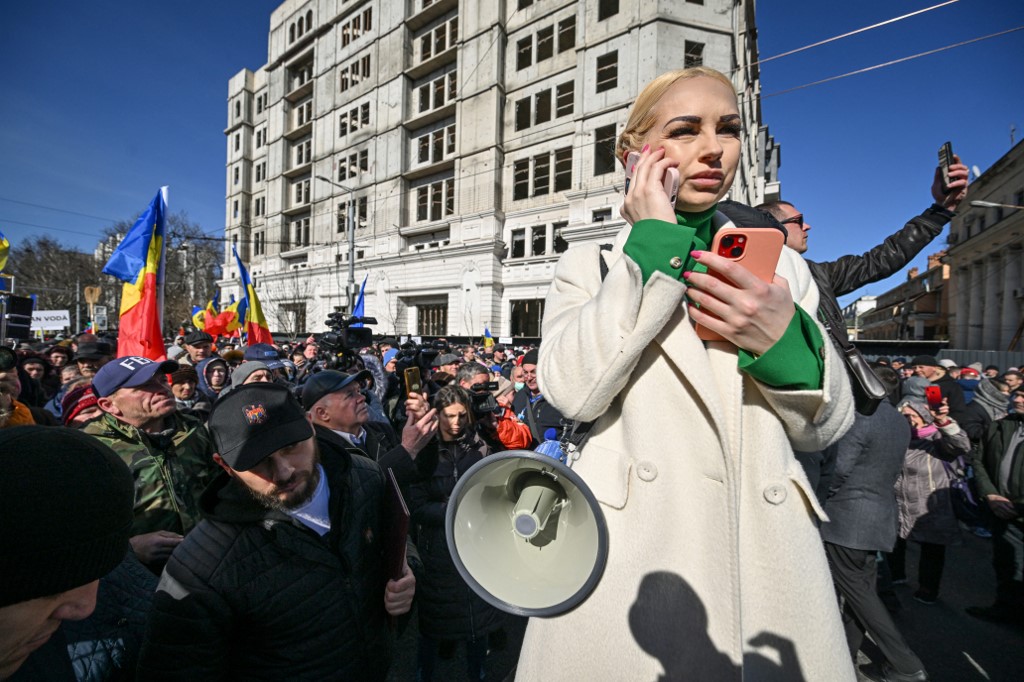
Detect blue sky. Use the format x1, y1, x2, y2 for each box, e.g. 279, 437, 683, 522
1, 0, 1022, 308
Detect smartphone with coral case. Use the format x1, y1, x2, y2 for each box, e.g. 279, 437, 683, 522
925, 385, 943, 410
624, 151, 679, 205
695, 228, 786, 342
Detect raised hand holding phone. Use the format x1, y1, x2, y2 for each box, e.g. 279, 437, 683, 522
932, 141, 968, 211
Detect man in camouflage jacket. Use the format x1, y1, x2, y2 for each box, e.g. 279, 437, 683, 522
83, 356, 218, 572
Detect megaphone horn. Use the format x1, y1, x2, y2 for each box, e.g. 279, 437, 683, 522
445, 449, 609, 617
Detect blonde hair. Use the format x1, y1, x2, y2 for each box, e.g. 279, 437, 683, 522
616, 67, 736, 167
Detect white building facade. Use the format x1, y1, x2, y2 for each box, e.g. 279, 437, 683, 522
220, 0, 778, 339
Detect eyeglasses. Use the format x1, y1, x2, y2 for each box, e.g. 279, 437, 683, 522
0, 347, 16, 372
779, 213, 804, 230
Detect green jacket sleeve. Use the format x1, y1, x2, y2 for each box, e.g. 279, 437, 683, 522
622, 219, 703, 284
738, 306, 824, 390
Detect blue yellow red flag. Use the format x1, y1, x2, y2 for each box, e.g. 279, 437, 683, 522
102, 188, 167, 360
482, 326, 495, 348
232, 245, 273, 344
0, 231, 9, 272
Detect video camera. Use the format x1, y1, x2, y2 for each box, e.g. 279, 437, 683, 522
316, 309, 377, 371
469, 380, 500, 418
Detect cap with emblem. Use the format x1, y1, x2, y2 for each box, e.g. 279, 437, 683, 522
300, 369, 372, 410
208, 383, 314, 471
92, 356, 179, 397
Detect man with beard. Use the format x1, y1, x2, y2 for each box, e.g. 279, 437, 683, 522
73, 341, 113, 379
139, 383, 416, 680
83, 357, 218, 573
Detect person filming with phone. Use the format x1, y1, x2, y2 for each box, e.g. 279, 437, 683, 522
519, 66, 856, 681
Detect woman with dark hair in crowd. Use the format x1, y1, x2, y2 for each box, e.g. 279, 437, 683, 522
408, 384, 504, 682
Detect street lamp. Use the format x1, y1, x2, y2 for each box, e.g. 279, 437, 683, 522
315, 175, 356, 314
970, 200, 1024, 210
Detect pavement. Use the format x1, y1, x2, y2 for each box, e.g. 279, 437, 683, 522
386, 528, 1021, 681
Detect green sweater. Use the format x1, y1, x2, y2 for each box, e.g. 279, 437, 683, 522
622, 210, 824, 390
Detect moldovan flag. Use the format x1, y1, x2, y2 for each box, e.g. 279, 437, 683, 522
232, 245, 273, 345
102, 188, 167, 360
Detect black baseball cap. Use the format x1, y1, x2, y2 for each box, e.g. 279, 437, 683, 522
208, 383, 314, 472
300, 369, 371, 411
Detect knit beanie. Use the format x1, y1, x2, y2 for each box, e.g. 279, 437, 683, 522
170, 365, 199, 385
62, 384, 99, 426
0, 426, 133, 607
231, 361, 270, 386
897, 398, 935, 425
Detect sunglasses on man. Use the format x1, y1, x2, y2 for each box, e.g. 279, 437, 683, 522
779, 213, 804, 231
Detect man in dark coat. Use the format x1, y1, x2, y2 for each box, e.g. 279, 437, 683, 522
304, 369, 438, 490
139, 384, 416, 680
512, 348, 568, 447
820, 365, 928, 682
908, 355, 969, 424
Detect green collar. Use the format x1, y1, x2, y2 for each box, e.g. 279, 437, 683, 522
675, 205, 718, 249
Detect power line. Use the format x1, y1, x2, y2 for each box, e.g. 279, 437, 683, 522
752, 0, 960, 68
0, 196, 120, 223
760, 26, 1024, 99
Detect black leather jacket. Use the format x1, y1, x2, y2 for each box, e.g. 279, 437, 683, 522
807, 204, 954, 337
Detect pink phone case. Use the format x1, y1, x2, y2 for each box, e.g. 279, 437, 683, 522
694, 228, 785, 342
625, 152, 678, 205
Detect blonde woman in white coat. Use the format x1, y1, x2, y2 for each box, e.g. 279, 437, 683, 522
518, 67, 857, 681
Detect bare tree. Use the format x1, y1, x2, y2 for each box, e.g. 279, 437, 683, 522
5, 237, 104, 327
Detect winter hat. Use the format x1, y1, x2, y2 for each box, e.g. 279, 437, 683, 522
170, 365, 199, 386
491, 375, 514, 399
938, 358, 958, 369
0, 426, 133, 607
958, 367, 980, 379
908, 355, 941, 368
382, 348, 399, 367
901, 376, 930, 400
183, 331, 213, 346
521, 349, 539, 366
897, 398, 935, 425
61, 384, 99, 426
967, 362, 984, 374
166, 345, 187, 361
231, 361, 271, 386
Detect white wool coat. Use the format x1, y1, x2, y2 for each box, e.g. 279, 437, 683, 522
518, 215, 856, 681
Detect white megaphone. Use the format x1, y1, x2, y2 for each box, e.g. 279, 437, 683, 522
445, 448, 609, 617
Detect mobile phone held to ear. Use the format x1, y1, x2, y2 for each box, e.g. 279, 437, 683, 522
938, 141, 954, 190
695, 228, 786, 342
404, 367, 423, 398
925, 385, 943, 410
624, 151, 680, 206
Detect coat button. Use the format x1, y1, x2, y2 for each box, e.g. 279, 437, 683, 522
763, 484, 787, 505
636, 461, 658, 482
669, 256, 683, 269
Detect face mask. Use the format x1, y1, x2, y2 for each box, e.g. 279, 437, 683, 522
514, 382, 525, 392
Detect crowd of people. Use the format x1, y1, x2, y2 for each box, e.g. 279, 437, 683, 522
2, 64, 1022, 682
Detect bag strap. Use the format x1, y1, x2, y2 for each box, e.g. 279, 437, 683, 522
523, 396, 545, 444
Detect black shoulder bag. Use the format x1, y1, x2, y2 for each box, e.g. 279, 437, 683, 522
818, 308, 887, 416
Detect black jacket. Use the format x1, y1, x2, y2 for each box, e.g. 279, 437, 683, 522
973, 413, 1024, 514
314, 421, 428, 491
806, 204, 953, 342
408, 433, 504, 641
139, 447, 391, 681
512, 389, 566, 448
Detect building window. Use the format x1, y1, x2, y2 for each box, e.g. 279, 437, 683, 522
531, 225, 547, 256
535, 89, 552, 124
513, 160, 529, 201
290, 61, 313, 91
295, 98, 313, 128
338, 149, 369, 181
416, 123, 456, 165
596, 51, 618, 92
558, 16, 576, 52
294, 138, 312, 167
233, 200, 239, 219
517, 0, 534, 9
592, 207, 612, 222
255, 162, 266, 182
517, 37, 532, 71
234, 133, 240, 151
555, 81, 574, 117
598, 0, 619, 21
292, 178, 310, 206
684, 40, 704, 68
553, 221, 569, 253
533, 154, 550, 197
234, 101, 241, 119
536, 25, 554, 62
554, 147, 572, 191
510, 228, 526, 258
337, 196, 369, 232
256, 93, 265, 114
290, 216, 311, 248
233, 166, 240, 185
339, 54, 371, 93
418, 304, 448, 336
514, 97, 531, 131
510, 299, 545, 337
415, 177, 455, 222
594, 124, 617, 176
417, 69, 457, 114
253, 231, 266, 256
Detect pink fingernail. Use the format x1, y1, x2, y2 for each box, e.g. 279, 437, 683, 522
691, 251, 702, 259
682, 271, 692, 279
641, 144, 650, 153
